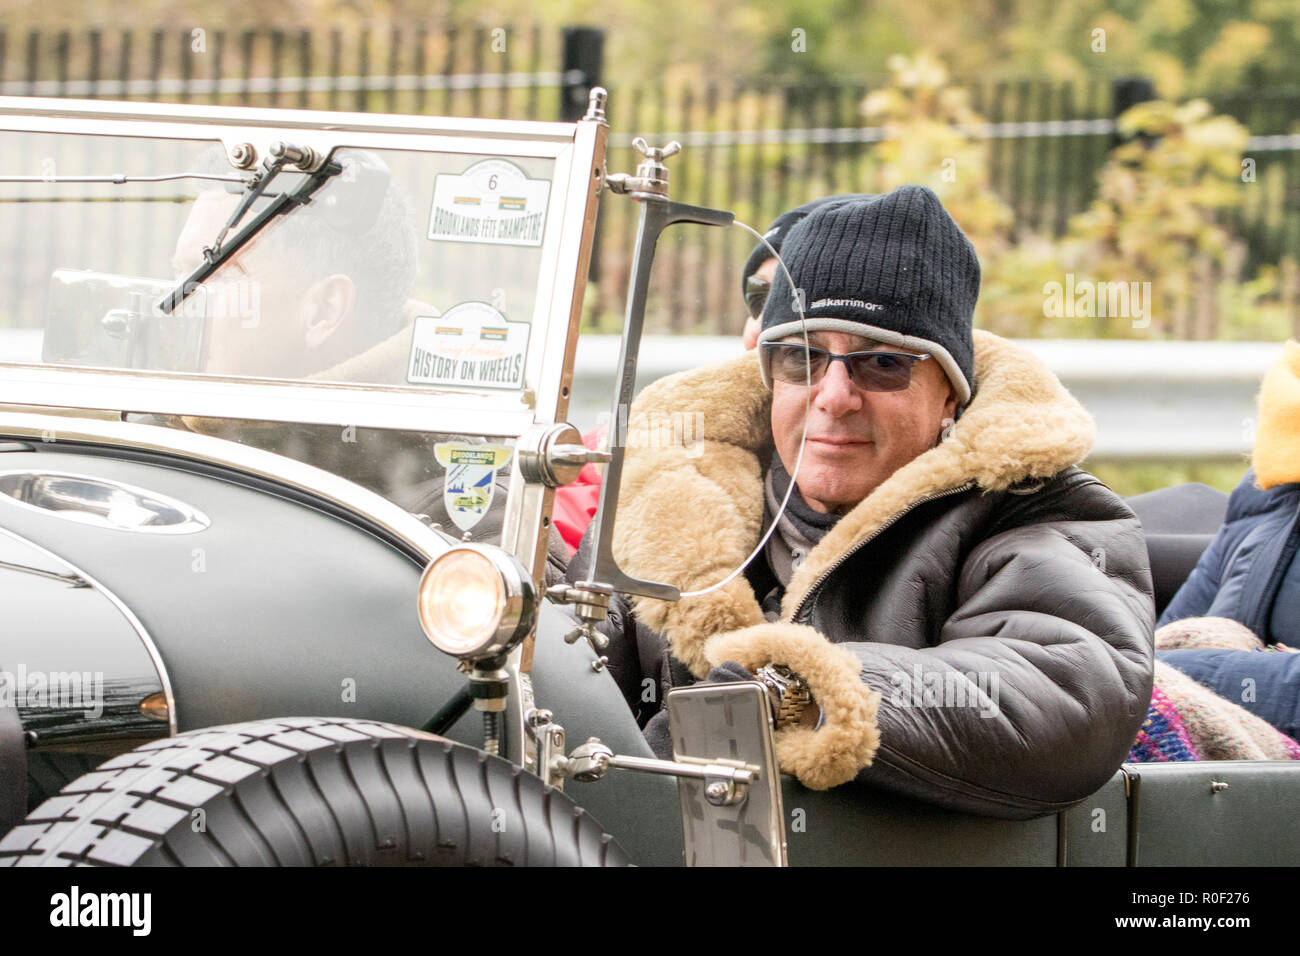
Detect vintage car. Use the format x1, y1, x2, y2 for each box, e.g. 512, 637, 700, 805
0, 92, 1295, 868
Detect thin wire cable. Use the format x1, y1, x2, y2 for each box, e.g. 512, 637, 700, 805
679, 219, 811, 599
0, 172, 252, 184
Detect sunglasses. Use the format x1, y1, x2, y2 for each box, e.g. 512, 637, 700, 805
745, 275, 771, 319
761, 342, 931, 391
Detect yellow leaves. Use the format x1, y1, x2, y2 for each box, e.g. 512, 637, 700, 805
937, 86, 975, 123
885, 50, 948, 90
1110, 100, 1247, 208
1172, 99, 1214, 126
1150, 0, 1195, 33
860, 89, 902, 120
1089, 11, 1137, 56
1116, 100, 1176, 137
1195, 21, 1273, 86
1184, 115, 1249, 154
851, 53, 1276, 342
1143, 52, 1187, 101
1057, 93, 1273, 339
1043, 51, 1087, 86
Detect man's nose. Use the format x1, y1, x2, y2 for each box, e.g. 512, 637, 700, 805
814, 357, 863, 416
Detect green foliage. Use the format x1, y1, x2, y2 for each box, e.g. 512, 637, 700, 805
1084, 458, 1249, 496
1052, 98, 1284, 340
846, 56, 1292, 341
5, 5, 1289, 341
857, 53, 1015, 253
841, 54, 1053, 338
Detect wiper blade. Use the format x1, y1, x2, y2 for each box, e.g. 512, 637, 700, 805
157, 142, 342, 316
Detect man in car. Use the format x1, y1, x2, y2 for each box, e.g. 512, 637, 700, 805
143, 150, 445, 515
170, 149, 419, 381
568, 186, 1155, 819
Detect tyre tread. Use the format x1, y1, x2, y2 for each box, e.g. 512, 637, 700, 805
2, 717, 628, 867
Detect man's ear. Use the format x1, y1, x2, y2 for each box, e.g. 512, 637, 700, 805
302, 274, 357, 349
943, 384, 958, 421
935, 383, 960, 445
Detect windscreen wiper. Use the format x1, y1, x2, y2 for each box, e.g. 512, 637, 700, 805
157, 142, 342, 316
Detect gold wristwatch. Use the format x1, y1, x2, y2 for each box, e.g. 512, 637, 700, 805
755, 664, 812, 729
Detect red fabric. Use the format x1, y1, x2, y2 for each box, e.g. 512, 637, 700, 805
552, 426, 606, 555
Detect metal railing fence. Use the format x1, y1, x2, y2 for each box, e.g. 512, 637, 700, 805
0, 25, 1295, 336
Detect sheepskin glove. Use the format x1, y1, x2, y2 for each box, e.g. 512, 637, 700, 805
704, 622, 881, 790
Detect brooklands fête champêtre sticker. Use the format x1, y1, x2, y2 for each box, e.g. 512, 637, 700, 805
427, 158, 551, 247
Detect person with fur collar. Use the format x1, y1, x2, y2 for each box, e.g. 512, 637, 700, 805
568, 187, 1155, 819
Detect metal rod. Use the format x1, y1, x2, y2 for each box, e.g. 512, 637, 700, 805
606, 753, 755, 785
0, 172, 248, 184
422, 685, 473, 735
157, 156, 341, 315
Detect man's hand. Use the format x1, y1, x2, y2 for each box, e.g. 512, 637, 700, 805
704, 622, 881, 789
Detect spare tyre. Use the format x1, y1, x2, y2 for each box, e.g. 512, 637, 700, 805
0, 716, 629, 867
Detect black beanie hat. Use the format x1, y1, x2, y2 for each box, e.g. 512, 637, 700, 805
741, 193, 877, 295
757, 185, 979, 404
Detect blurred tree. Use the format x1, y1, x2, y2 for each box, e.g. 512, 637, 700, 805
1057, 99, 1288, 340
857, 52, 1014, 256
848, 54, 1290, 340
849, 53, 1054, 337
8, 0, 1295, 93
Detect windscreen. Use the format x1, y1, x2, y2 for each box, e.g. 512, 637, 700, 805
0, 119, 580, 546
0, 129, 554, 394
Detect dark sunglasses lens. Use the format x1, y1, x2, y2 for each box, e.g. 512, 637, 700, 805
848, 352, 914, 391
765, 343, 825, 382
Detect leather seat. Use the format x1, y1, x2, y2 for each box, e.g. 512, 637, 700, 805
1126, 482, 1230, 616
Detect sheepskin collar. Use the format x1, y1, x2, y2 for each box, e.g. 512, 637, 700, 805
610, 329, 1097, 678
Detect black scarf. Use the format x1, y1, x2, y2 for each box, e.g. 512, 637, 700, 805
767, 454, 842, 543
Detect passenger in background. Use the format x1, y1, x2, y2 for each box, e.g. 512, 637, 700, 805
1146, 341, 1300, 749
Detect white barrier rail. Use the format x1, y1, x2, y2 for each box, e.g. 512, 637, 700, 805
0, 331, 1281, 459
571, 336, 1283, 460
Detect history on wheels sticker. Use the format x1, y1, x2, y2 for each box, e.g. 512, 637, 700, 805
434, 442, 514, 532
427, 158, 551, 247
406, 301, 530, 391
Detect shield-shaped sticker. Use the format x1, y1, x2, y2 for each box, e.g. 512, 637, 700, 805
434, 442, 514, 533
